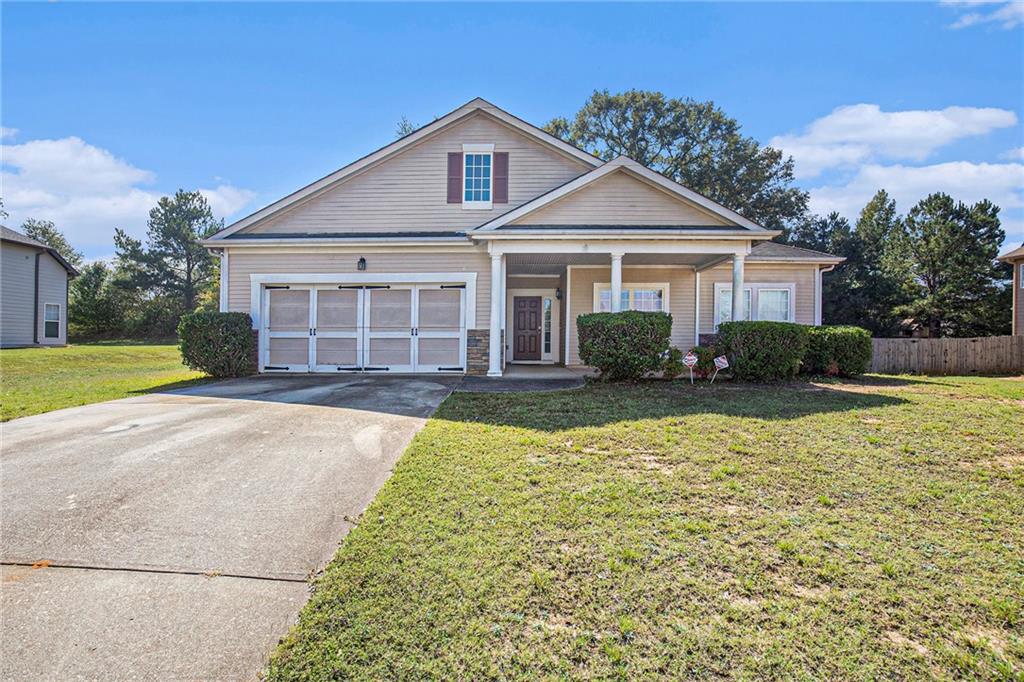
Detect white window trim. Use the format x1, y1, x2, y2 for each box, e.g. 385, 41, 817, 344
1019, 263, 1023, 288
592, 282, 671, 313
713, 282, 796, 328
43, 302, 61, 339
462, 143, 494, 210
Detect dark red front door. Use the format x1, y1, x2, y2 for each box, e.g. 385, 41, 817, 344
513, 296, 542, 360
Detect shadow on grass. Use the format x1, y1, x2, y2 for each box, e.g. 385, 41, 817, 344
437, 380, 910, 431
127, 376, 215, 395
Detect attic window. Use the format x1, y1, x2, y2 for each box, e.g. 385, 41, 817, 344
462, 144, 493, 209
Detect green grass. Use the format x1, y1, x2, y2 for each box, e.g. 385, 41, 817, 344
269, 375, 1024, 681
0, 342, 204, 421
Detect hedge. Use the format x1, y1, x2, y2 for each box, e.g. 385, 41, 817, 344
577, 311, 672, 381
717, 321, 810, 381
804, 325, 873, 377
178, 311, 257, 378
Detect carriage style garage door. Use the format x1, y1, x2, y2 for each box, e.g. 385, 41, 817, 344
261, 284, 466, 373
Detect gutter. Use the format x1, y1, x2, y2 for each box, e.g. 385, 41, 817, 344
471, 230, 783, 241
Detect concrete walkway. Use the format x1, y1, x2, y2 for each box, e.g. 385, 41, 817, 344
0, 375, 457, 681
458, 364, 593, 393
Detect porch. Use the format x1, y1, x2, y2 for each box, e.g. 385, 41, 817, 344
484, 237, 754, 377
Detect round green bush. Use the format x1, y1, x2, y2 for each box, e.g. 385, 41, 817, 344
805, 325, 872, 376
178, 311, 257, 378
577, 311, 673, 381
717, 321, 810, 381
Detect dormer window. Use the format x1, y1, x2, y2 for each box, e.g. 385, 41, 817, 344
462, 144, 493, 209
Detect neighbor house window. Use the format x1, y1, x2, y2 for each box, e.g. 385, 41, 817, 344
1020, 263, 1023, 288
714, 283, 795, 328
44, 303, 60, 338
543, 298, 552, 354
594, 284, 668, 313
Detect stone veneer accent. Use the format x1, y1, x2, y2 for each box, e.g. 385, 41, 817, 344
466, 329, 504, 375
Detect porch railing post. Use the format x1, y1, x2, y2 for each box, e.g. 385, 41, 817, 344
610, 252, 624, 313
731, 253, 745, 322
488, 253, 504, 377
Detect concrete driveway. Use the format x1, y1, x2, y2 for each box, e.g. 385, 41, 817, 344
1, 375, 457, 681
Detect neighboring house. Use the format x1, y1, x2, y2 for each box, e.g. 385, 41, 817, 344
1, 226, 78, 348
998, 243, 1024, 336
204, 98, 844, 375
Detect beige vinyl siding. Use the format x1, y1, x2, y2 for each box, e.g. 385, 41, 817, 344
1, 242, 38, 346
226, 248, 492, 328
565, 266, 696, 365
510, 171, 731, 227
698, 263, 818, 334
240, 113, 590, 236
507, 276, 560, 290
36, 252, 68, 345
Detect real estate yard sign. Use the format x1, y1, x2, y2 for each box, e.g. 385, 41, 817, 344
683, 351, 698, 384
711, 355, 729, 383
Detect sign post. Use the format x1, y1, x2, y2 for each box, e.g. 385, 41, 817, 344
711, 355, 729, 383
683, 351, 698, 384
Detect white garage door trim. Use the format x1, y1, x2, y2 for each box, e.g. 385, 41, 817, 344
253, 273, 474, 374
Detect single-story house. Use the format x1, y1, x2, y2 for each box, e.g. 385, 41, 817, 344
998, 243, 1024, 335
203, 98, 844, 375
1, 225, 78, 348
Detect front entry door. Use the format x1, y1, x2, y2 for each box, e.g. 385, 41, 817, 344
513, 296, 542, 361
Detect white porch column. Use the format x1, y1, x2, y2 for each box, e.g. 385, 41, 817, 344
218, 250, 229, 312
488, 253, 504, 376
610, 252, 624, 312
731, 253, 745, 322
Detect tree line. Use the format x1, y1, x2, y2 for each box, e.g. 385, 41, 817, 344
3, 89, 1013, 341
1, 191, 223, 340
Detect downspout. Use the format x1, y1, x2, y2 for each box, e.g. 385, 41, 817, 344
32, 252, 40, 344
816, 264, 836, 326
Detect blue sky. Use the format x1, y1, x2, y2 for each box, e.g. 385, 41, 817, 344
3, 2, 1023, 258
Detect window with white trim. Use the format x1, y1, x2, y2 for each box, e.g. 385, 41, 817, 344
1020, 263, 1023, 288
44, 303, 60, 338
462, 144, 494, 208
714, 283, 795, 328
594, 283, 668, 313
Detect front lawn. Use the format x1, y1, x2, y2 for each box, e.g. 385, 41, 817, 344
0, 342, 204, 421
269, 376, 1023, 680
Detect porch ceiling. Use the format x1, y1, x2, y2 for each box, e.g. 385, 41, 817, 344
505, 251, 722, 275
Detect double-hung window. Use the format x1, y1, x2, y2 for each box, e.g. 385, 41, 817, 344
594, 283, 668, 313
44, 303, 60, 339
462, 144, 493, 209
714, 283, 795, 328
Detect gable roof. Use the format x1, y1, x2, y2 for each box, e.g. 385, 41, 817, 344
207, 98, 602, 241
472, 156, 770, 233
748, 241, 845, 263
0, 225, 79, 275
997, 243, 1024, 262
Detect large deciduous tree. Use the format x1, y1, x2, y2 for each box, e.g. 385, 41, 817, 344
545, 90, 809, 230
114, 190, 222, 315
21, 218, 84, 268
893, 193, 1009, 337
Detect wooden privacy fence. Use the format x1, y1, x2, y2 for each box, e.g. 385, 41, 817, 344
871, 336, 1024, 375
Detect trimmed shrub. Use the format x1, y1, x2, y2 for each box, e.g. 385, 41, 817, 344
577, 311, 673, 381
662, 347, 686, 379
689, 345, 719, 379
717, 321, 810, 381
178, 311, 257, 378
805, 325, 872, 377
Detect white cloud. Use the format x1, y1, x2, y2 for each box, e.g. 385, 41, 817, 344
771, 104, 1017, 179
808, 161, 1024, 244
1002, 146, 1024, 160
0, 127, 17, 140
1, 136, 254, 257
942, 0, 1024, 29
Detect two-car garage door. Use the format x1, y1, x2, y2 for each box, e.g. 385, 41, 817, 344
261, 284, 466, 373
